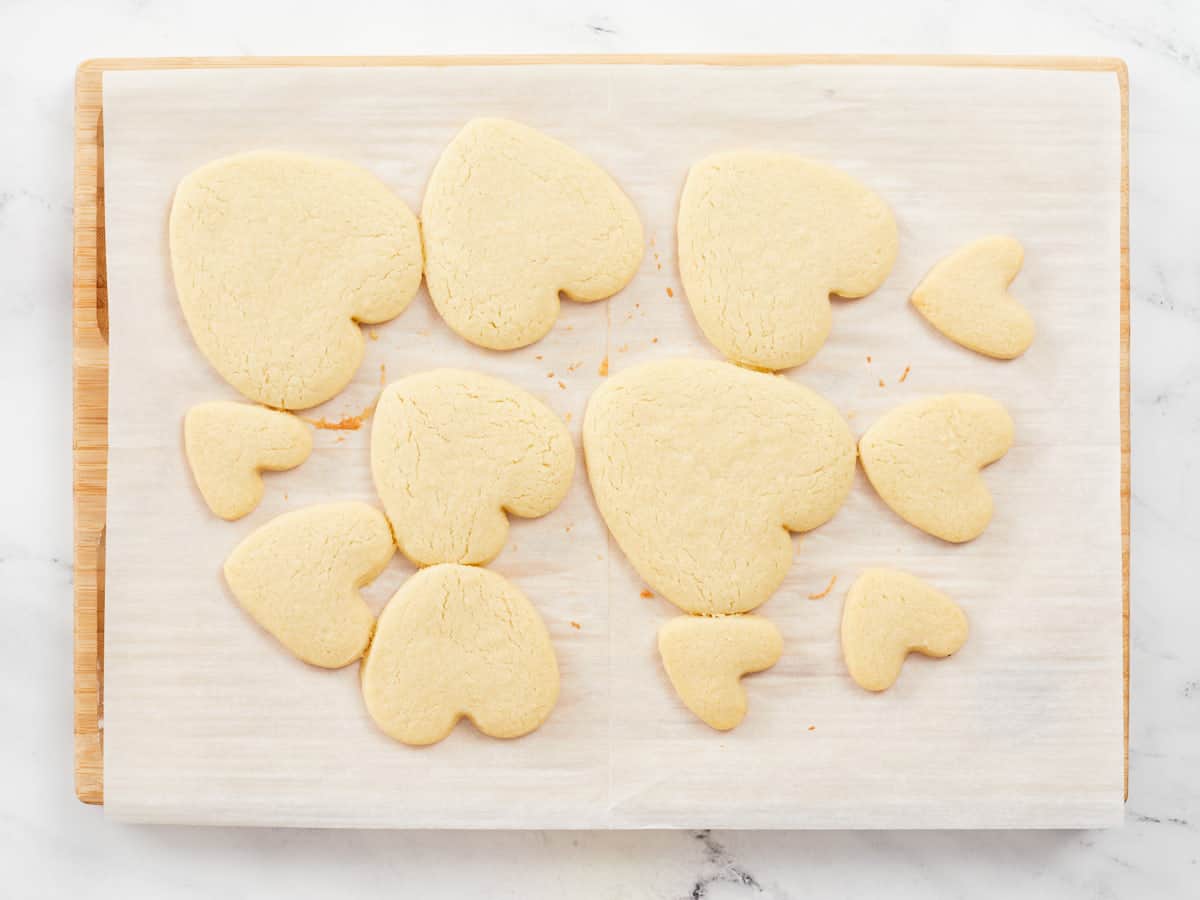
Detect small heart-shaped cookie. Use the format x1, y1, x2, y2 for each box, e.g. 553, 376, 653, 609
360, 564, 560, 746
911, 236, 1033, 359
371, 369, 574, 566
422, 118, 644, 350
184, 401, 312, 520
584, 358, 855, 615
170, 151, 423, 409
223, 502, 395, 668
678, 151, 898, 370
841, 568, 968, 692
658, 614, 783, 731
858, 394, 1013, 543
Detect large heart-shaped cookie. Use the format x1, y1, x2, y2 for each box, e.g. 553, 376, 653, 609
658, 614, 783, 731
678, 151, 898, 370
360, 565, 560, 746
370, 369, 574, 566
422, 118, 644, 350
223, 502, 395, 668
184, 401, 311, 520
841, 568, 968, 692
911, 236, 1034, 359
170, 151, 423, 409
583, 358, 856, 615
858, 393, 1013, 543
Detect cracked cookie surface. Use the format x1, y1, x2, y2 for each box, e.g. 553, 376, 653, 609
583, 358, 855, 615
678, 151, 898, 370
370, 369, 574, 566
170, 151, 423, 409
421, 118, 643, 350
360, 564, 560, 746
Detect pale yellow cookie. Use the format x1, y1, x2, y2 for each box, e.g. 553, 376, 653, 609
184, 401, 311, 520
841, 568, 968, 692
223, 502, 394, 668
912, 236, 1033, 359
422, 118, 644, 350
360, 564, 560, 746
858, 394, 1014, 543
170, 151, 423, 409
370, 369, 574, 566
583, 358, 856, 615
678, 151, 898, 370
658, 614, 783, 731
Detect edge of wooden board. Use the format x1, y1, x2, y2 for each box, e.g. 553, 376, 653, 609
73, 53, 1131, 807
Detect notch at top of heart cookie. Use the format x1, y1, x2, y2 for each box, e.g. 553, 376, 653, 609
421, 118, 644, 351
911, 236, 1034, 359
858, 393, 1014, 543
170, 151, 423, 410
371, 369, 575, 567
678, 151, 898, 370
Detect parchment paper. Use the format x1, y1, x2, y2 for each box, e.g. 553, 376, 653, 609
101, 63, 1124, 828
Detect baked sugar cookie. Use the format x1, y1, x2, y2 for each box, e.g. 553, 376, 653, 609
223, 502, 394, 668
360, 564, 559, 746
422, 118, 644, 350
912, 236, 1033, 359
370, 369, 574, 566
184, 401, 311, 520
584, 358, 855, 615
658, 614, 783, 731
678, 151, 898, 370
858, 394, 1014, 543
841, 568, 968, 692
170, 151, 423, 409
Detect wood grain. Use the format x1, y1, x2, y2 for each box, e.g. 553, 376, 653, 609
73, 54, 1130, 806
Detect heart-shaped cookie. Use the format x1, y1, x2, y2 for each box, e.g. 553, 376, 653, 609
370, 369, 575, 566
184, 401, 312, 520
841, 568, 968, 692
858, 393, 1013, 543
911, 236, 1033, 359
678, 151, 898, 370
170, 151, 423, 409
421, 118, 644, 350
223, 502, 395, 668
658, 614, 783, 730
584, 358, 856, 615
360, 564, 560, 746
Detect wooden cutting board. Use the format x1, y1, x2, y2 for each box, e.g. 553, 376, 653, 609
73, 54, 1129, 808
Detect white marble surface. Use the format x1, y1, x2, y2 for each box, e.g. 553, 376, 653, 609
0, 0, 1196, 895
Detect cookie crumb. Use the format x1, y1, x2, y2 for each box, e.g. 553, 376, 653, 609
640, 589, 653, 599
617, 344, 629, 353
866, 355, 872, 364
666, 287, 674, 297
547, 371, 555, 378
651, 337, 659, 344
564, 412, 572, 423
567, 361, 582, 373
558, 380, 566, 390
878, 378, 886, 388
846, 409, 857, 420
379, 363, 386, 386
570, 621, 581, 630
598, 357, 609, 376
899, 365, 911, 383
302, 401, 375, 431
807, 725, 816, 732
368, 329, 380, 341
535, 354, 543, 360
565, 524, 572, 533
808, 574, 837, 600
